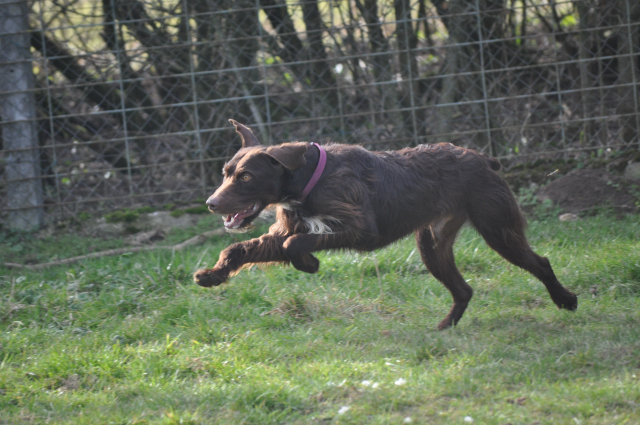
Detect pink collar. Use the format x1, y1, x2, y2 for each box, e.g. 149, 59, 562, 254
301, 143, 326, 199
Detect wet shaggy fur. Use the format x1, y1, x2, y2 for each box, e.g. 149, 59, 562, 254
194, 120, 577, 330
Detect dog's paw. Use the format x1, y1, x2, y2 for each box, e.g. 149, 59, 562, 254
437, 318, 454, 331
290, 254, 320, 274
193, 268, 227, 287
559, 292, 578, 311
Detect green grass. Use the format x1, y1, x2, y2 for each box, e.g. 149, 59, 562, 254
1, 214, 639, 424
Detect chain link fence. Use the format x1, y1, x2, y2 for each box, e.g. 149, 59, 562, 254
1, 0, 639, 229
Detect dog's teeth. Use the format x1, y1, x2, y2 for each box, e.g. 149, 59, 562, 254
221, 204, 260, 229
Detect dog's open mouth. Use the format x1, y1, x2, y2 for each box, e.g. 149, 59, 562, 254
222, 203, 260, 230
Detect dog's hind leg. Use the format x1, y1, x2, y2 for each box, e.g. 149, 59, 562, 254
468, 187, 578, 312
416, 215, 471, 330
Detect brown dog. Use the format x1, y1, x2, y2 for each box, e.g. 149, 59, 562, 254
194, 119, 577, 329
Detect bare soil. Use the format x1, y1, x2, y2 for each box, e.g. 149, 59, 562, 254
536, 168, 639, 214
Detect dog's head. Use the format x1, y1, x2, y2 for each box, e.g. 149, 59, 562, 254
205, 119, 309, 232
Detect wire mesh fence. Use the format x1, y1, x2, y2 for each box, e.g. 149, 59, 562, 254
1, 0, 639, 229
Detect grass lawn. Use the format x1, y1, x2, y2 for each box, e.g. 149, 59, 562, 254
1, 214, 639, 424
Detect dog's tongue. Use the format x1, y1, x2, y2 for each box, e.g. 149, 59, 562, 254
222, 204, 259, 230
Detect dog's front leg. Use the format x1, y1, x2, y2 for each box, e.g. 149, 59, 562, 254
194, 234, 288, 287
283, 232, 356, 274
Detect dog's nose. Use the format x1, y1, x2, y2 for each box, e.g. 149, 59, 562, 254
206, 196, 219, 212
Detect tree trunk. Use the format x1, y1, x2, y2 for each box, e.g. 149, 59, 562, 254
301, 0, 337, 112
192, 0, 219, 143
102, 0, 164, 134
576, 1, 597, 142
31, 31, 119, 111
260, 0, 308, 85
394, 0, 419, 143
434, 0, 508, 154
227, 0, 264, 135
436, 38, 460, 143
354, 0, 402, 138
30, 29, 134, 169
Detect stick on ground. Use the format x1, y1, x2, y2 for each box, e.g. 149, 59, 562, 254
2, 229, 226, 271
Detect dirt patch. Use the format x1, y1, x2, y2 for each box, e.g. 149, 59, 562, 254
536, 169, 639, 214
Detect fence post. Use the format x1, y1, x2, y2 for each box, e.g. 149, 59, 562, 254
0, 0, 43, 230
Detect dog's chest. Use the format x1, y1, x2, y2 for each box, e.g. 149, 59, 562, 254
277, 204, 337, 235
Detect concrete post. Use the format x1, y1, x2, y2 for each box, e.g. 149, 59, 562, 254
0, 0, 43, 229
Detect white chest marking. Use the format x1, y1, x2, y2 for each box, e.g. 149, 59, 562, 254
303, 216, 338, 234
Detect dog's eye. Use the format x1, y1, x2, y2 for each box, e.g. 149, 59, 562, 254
240, 173, 251, 181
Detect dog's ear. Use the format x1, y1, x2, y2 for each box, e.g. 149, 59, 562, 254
229, 119, 261, 148
265, 143, 308, 171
